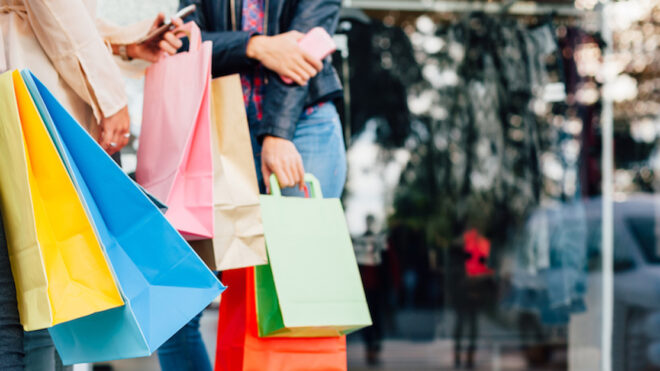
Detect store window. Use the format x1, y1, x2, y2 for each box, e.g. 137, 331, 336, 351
332, 1, 657, 370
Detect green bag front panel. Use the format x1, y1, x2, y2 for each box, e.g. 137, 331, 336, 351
254, 262, 285, 336
255, 262, 366, 338
256, 193, 372, 337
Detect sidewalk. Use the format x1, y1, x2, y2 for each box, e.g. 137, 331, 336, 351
100, 308, 565, 371
347, 339, 565, 371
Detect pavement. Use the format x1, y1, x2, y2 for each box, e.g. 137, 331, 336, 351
97, 308, 566, 371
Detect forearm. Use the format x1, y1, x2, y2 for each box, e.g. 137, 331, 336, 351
205, 30, 258, 76
259, 80, 310, 141
24, 0, 127, 121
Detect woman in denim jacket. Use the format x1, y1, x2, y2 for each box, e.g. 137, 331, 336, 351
156, 1, 347, 370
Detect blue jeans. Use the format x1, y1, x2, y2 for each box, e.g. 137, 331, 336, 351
157, 311, 211, 371
0, 208, 23, 371
24, 330, 70, 371
251, 102, 347, 198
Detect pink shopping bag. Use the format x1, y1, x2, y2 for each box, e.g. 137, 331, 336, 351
136, 22, 214, 240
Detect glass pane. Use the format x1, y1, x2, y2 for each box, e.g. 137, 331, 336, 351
608, 1, 660, 370
334, 2, 609, 369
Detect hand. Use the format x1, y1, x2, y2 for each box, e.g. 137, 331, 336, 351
261, 136, 305, 193
120, 13, 184, 63
99, 106, 130, 155
246, 31, 324, 86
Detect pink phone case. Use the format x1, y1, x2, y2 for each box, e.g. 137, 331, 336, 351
281, 27, 337, 84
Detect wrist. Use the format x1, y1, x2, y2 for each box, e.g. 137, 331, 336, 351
263, 135, 295, 147
112, 44, 136, 61
246, 35, 266, 60
126, 44, 139, 60
262, 135, 276, 145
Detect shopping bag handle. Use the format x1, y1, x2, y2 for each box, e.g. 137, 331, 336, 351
180, 22, 202, 52
269, 173, 324, 199
154, 22, 202, 62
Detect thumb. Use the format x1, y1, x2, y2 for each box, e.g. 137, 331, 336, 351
153, 12, 166, 29
97, 124, 104, 144
262, 162, 272, 194
171, 17, 183, 28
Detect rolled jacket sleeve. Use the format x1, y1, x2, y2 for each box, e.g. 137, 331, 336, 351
24, 0, 128, 122
179, 0, 258, 77
259, 0, 341, 142
96, 18, 152, 46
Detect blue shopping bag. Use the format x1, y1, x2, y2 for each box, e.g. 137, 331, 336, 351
21, 71, 225, 364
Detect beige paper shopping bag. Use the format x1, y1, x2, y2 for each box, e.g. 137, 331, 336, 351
194, 75, 266, 271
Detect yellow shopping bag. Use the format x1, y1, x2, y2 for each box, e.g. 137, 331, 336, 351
0, 70, 123, 330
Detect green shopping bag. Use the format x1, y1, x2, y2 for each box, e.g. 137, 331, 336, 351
256, 174, 371, 337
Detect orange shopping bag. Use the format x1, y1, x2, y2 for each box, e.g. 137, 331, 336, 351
215, 267, 347, 371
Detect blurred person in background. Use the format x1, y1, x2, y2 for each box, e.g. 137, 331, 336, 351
355, 215, 387, 365
452, 229, 495, 369
0, 0, 182, 369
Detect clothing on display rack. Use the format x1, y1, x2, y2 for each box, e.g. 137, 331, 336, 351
391, 13, 556, 239
500, 25, 602, 324
504, 201, 589, 324
334, 16, 421, 148
334, 8, 601, 322
395, 12, 600, 320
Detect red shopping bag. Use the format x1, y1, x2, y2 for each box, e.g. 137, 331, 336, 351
136, 22, 214, 240
216, 267, 347, 371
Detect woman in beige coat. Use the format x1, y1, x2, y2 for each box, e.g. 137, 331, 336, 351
1, 0, 183, 153
0, 0, 183, 369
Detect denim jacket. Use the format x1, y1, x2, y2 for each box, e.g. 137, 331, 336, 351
179, 0, 343, 141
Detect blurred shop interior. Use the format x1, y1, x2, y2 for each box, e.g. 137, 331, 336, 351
328, 0, 660, 370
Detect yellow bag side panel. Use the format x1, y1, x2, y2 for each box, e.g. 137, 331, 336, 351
12, 71, 123, 325
0, 71, 52, 330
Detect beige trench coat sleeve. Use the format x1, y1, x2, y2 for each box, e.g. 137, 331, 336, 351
96, 18, 152, 46
96, 18, 153, 79
23, 0, 127, 122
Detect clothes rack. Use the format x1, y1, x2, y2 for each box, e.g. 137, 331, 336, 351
343, 0, 585, 17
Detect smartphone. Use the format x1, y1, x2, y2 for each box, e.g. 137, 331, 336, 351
281, 27, 337, 84
137, 4, 196, 44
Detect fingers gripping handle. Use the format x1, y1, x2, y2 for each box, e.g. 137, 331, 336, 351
268, 174, 283, 196
268, 174, 324, 198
